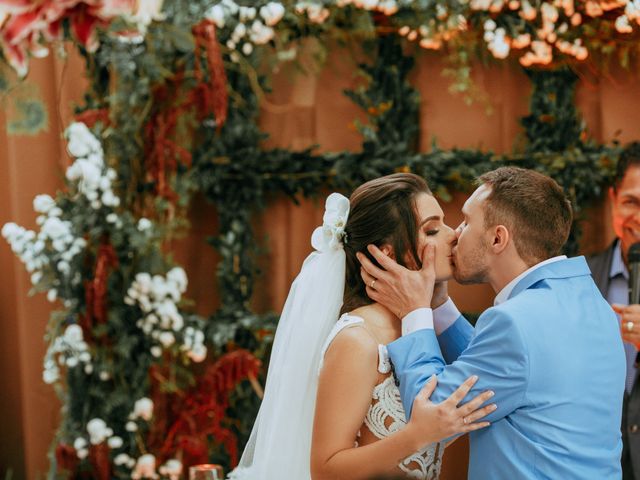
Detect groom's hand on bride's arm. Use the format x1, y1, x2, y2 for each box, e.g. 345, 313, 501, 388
405, 374, 495, 448
357, 243, 437, 319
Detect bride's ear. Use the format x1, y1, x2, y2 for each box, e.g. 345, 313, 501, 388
380, 244, 394, 259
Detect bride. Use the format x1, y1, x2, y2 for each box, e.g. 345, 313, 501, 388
230, 173, 495, 479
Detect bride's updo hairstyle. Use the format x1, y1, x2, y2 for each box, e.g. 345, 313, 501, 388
341, 173, 431, 314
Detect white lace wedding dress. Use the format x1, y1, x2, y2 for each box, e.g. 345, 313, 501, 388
319, 313, 445, 479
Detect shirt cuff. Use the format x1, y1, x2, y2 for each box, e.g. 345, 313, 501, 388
401, 308, 434, 336
433, 298, 462, 335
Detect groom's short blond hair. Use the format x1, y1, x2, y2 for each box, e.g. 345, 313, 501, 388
478, 167, 573, 266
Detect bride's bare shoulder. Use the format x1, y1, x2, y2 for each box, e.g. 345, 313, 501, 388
324, 317, 378, 364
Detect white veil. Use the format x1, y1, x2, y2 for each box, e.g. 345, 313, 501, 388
229, 193, 350, 480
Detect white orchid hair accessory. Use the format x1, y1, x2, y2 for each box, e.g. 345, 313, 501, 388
311, 193, 350, 252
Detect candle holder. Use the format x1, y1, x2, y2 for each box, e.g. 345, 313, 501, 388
188, 464, 224, 480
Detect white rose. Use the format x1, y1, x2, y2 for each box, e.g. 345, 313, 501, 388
250, 21, 274, 44
43, 368, 59, 384
260, 2, 285, 26
133, 397, 154, 421
65, 122, 101, 157
1, 222, 21, 240
125, 421, 138, 432
108, 436, 123, 449
150, 346, 162, 357
86, 418, 108, 444
47, 289, 58, 303
188, 344, 207, 363
133, 454, 156, 479
114, 453, 131, 465
33, 194, 56, 214
76, 448, 88, 459
160, 459, 183, 478
42, 217, 69, 239
158, 331, 175, 347
73, 437, 87, 451
137, 218, 152, 231
167, 267, 188, 292
205, 4, 226, 28
31, 272, 43, 285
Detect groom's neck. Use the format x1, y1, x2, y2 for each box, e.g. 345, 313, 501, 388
488, 255, 530, 295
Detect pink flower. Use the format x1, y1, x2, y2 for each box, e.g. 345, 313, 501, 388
0, 0, 135, 77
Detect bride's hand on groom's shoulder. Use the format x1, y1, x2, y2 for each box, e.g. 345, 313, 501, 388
357, 243, 437, 319
405, 375, 496, 449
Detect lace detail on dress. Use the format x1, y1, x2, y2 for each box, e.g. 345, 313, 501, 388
320, 314, 444, 480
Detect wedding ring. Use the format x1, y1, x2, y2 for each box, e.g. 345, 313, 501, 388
627, 321, 634, 333
370, 279, 377, 289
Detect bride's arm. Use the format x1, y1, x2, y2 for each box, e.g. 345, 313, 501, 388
310, 326, 492, 480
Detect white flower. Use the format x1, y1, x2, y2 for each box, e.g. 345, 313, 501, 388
159, 459, 183, 479
99, 371, 110, 381
43, 367, 59, 384
87, 418, 110, 444
1, 222, 21, 240
42, 217, 70, 239
47, 289, 58, 302
114, 453, 132, 465
133, 397, 154, 421
249, 21, 275, 44
167, 267, 188, 292
138, 218, 152, 231
73, 437, 87, 451
233, 23, 247, 40
125, 421, 138, 432
132, 454, 156, 480
205, 4, 226, 27
311, 193, 350, 252
158, 331, 175, 347
188, 344, 207, 363
64, 324, 84, 343
65, 122, 102, 158
84, 364, 94, 374
150, 346, 163, 357
33, 194, 56, 214
76, 448, 89, 459
615, 15, 633, 33
242, 43, 253, 55
260, 2, 285, 26
108, 436, 123, 449
129, 0, 166, 31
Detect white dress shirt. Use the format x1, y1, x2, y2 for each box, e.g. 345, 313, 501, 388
402, 255, 567, 336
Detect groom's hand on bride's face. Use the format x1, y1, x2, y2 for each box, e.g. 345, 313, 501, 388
357, 243, 436, 319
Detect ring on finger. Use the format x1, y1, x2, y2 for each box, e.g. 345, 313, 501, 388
370, 279, 377, 289
627, 321, 634, 333
463, 416, 468, 425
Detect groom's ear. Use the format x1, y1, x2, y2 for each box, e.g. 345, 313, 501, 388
490, 225, 510, 254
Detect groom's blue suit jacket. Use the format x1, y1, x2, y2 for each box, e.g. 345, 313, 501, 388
388, 257, 626, 479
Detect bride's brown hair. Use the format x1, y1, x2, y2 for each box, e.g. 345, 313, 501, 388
341, 173, 432, 315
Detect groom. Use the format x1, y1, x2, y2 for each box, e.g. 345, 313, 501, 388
358, 167, 626, 478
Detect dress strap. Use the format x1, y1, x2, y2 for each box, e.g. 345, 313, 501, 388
318, 314, 391, 375
318, 314, 365, 373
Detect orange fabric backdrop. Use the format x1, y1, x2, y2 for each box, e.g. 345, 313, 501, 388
1, 48, 637, 478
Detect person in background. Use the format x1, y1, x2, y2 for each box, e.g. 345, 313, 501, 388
588, 142, 640, 480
